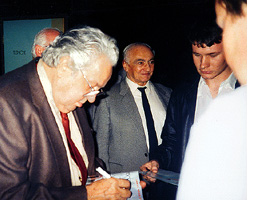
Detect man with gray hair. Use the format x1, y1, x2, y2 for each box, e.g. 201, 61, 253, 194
93, 43, 172, 175
0, 26, 131, 200
31, 27, 62, 59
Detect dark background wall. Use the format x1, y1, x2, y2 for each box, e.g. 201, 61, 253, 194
0, 0, 216, 89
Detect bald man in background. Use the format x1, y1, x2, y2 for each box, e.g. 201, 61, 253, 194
31, 27, 62, 59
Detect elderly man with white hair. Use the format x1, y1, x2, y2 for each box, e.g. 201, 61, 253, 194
0, 26, 131, 200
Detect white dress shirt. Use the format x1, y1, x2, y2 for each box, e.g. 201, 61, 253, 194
195, 73, 237, 122
37, 60, 89, 186
126, 77, 166, 149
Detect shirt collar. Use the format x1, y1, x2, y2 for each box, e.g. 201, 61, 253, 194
198, 72, 237, 96
126, 77, 151, 94
220, 72, 237, 89
199, 72, 236, 88
37, 60, 61, 116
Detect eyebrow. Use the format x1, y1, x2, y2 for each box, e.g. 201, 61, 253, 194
135, 59, 145, 62
134, 58, 155, 62
192, 51, 221, 55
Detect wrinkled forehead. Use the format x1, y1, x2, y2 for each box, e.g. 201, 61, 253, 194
128, 46, 154, 59
83, 55, 113, 86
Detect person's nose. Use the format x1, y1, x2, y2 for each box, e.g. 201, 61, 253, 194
144, 61, 152, 71
200, 56, 210, 69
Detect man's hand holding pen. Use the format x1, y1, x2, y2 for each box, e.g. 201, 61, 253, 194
86, 177, 131, 200
86, 167, 131, 200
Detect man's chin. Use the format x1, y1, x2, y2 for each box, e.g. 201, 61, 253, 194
74, 101, 84, 109
201, 75, 216, 80
79, 97, 88, 104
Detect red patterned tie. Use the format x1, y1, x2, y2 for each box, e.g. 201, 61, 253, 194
60, 112, 88, 185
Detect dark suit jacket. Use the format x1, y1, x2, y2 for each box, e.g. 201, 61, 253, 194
93, 78, 172, 173
0, 60, 102, 199
156, 76, 240, 173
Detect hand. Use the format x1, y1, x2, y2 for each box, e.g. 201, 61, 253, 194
140, 180, 147, 189
86, 177, 131, 200
140, 160, 159, 182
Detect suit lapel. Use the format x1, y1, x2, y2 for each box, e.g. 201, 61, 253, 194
73, 108, 95, 175
153, 83, 170, 109
185, 78, 199, 124
27, 62, 71, 186
119, 80, 145, 135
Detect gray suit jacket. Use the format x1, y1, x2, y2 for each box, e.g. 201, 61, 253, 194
93, 78, 172, 173
0, 60, 103, 200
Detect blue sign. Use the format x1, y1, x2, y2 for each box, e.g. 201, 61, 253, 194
4, 19, 52, 73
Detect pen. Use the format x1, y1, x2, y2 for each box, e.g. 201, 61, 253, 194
96, 167, 111, 179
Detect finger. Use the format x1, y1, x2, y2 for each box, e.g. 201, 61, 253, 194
151, 161, 159, 173
140, 162, 151, 171
144, 175, 156, 183
140, 181, 147, 189
139, 165, 146, 171
149, 177, 156, 182
118, 179, 131, 189
141, 174, 151, 182
142, 174, 149, 181
151, 160, 159, 167
118, 187, 132, 198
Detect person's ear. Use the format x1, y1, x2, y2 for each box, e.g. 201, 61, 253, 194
122, 60, 129, 72
35, 45, 45, 57
242, 2, 247, 16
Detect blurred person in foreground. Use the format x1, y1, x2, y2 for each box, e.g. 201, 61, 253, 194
176, 0, 247, 199
31, 27, 62, 59
0, 26, 131, 200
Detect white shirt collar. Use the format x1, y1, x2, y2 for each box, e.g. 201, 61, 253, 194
37, 59, 61, 117
126, 76, 151, 95
220, 72, 237, 88
198, 72, 237, 96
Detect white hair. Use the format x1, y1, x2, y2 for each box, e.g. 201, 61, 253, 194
42, 26, 119, 71
123, 42, 155, 63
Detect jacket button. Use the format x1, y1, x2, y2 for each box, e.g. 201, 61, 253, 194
144, 153, 148, 157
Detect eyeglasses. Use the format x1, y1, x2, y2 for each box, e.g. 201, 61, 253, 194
80, 70, 104, 97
